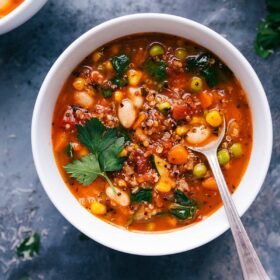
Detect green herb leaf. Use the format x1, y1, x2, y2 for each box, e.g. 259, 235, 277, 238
64, 154, 101, 185
65, 143, 74, 158
64, 118, 126, 187
102, 88, 113, 98
186, 53, 232, 87
131, 188, 152, 203
99, 137, 126, 172
144, 58, 167, 81
169, 204, 197, 220
77, 118, 117, 155
16, 233, 40, 258
255, 0, 280, 58
111, 54, 130, 75
174, 189, 196, 207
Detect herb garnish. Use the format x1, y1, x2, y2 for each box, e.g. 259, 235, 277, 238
144, 58, 167, 81
102, 88, 113, 98
186, 53, 232, 87
16, 232, 40, 258
131, 188, 152, 203
64, 118, 126, 189
255, 0, 280, 58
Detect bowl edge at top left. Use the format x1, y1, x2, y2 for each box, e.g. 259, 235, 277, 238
0, 0, 48, 35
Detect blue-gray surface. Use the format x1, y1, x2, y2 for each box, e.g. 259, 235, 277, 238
0, 0, 279, 279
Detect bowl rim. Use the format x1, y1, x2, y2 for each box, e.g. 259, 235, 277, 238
31, 13, 273, 256
0, 0, 47, 35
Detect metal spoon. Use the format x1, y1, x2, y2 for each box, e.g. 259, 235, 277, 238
187, 119, 270, 280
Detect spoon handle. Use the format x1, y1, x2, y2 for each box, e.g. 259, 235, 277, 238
206, 152, 270, 280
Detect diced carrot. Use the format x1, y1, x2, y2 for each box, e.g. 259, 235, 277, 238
167, 145, 189, 165
132, 113, 147, 129
199, 91, 213, 109
202, 177, 218, 191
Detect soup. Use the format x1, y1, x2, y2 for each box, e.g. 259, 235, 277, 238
0, 0, 24, 18
52, 33, 252, 232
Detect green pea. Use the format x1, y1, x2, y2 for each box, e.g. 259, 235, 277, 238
193, 163, 207, 178
217, 149, 230, 165
175, 48, 187, 60
230, 143, 243, 158
157, 101, 171, 114
149, 44, 164, 57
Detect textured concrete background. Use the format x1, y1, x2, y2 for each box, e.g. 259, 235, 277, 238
0, 0, 279, 279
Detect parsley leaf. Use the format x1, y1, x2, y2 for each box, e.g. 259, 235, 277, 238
64, 118, 127, 188
64, 154, 101, 185
144, 58, 167, 81
16, 232, 40, 258
102, 88, 113, 98
77, 118, 117, 155
99, 137, 126, 172
255, 0, 280, 58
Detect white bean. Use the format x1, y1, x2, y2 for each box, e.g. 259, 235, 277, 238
73, 91, 94, 109
118, 99, 136, 128
128, 87, 144, 108
106, 186, 130, 206
186, 125, 210, 144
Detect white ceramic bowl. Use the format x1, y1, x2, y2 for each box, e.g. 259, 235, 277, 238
0, 0, 47, 35
32, 14, 273, 256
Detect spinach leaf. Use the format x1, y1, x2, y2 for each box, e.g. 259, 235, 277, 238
65, 143, 74, 158
111, 76, 128, 88
131, 188, 152, 203
174, 189, 196, 207
111, 54, 130, 75
144, 58, 167, 81
169, 204, 197, 220
16, 232, 40, 258
186, 53, 232, 87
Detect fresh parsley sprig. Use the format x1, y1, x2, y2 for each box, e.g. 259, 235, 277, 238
64, 118, 126, 188
255, 0, 280, 58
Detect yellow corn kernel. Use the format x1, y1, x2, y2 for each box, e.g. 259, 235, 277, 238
119, 148, 128, 157
90, 202, 107, 215
127, 69, 143, 86
72, 77, 86, 91
205, 110, 222, 127
92, 52, 102, 62
104, 60, 113, 71
114, 90, 123, 102
132, 113, 147, 129
156, 177, 175, 193
176, 125, 188, 136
